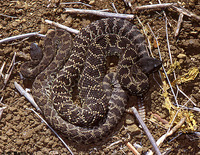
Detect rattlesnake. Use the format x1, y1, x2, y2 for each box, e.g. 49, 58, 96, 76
20, 18, 162, 144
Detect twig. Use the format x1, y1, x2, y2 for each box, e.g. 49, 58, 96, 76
3, 52, 16, 89
45, 20, 80, 34
111, 3, 118, 13
175, 13, 183, 37
171, 5, 200, 21
136, 16, 151, 56
123, 0, 132, 8
178, 105, 200, 112
147, 117, 186, 155
14, 82, 42, 113
133, 3, 174, 11
60, 2, 92, 7
0, 106, 7, 120
0, 62, 6, 79
0, 32, 46, 44
151, 113, 169, 124
168, 131, 182, 143
152, 74, 164, 92
6, 53, 16, 77
0, 96, 3, 104
107, 140, 123, 148
131, 107, 161, 155
126, 142, 140, 155
65, 8, 134, 19
194, 132, 200, 138
0, 13, 17, 19
164, 16, 172, 66
26, 108, 74, 155
133, 143, 143, 149
132, 3, 200, 22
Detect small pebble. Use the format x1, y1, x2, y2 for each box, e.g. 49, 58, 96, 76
6, 129, 14, 136
40, 23, 48, 34
22, 129, 33, 139
13, 30, 20, 35
89, 0, 95, 5
0, 135, 7, 141
125, 114, 135, 125
44, 137, 50, 144
177, 53, 186, 59
16, 138, 24, 145
12, 21, 18, 27
126, 124, 140, 133
63, 16, 73, 27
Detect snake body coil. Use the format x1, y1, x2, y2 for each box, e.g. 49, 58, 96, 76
21, 18, 161, 144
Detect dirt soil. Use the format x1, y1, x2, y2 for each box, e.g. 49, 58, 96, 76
0, 0, 200, 154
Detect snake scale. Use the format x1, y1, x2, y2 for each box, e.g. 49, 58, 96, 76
20, 18, 162, 144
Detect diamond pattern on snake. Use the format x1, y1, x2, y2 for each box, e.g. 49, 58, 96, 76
20, 18, 162, 144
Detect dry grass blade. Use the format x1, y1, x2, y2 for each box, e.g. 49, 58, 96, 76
147, 23, 178, 106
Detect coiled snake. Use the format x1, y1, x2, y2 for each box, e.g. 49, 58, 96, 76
20, 18, 162, 144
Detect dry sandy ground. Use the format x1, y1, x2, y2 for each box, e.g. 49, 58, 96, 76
0, 0, 199, 154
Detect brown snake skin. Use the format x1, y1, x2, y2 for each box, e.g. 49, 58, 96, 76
20, 18, 162, 144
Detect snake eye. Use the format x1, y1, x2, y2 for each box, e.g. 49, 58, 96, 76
153, 59, 162, 71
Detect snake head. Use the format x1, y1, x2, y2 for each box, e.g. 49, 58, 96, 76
30, 43, 43, 61
137, 56, 162, 74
